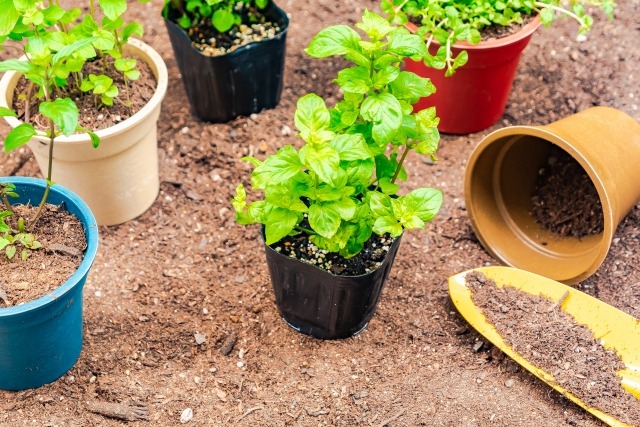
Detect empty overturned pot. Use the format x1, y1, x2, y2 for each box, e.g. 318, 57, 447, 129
465, 107, 640, 284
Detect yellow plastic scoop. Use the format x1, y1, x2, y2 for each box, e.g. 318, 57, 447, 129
448, 266, 640, 427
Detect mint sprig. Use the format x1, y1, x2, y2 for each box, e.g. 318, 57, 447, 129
233, 10, 443, 259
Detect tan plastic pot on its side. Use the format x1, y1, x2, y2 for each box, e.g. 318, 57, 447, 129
465, 106, 640, 284
0, 38, 169, 226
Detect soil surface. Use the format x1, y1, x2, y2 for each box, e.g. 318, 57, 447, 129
0, 0, 639, 426
530, 147, 604, 238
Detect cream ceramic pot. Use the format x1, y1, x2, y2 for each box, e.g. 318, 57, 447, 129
465, 107, 640, 284
0, 38, 168, 226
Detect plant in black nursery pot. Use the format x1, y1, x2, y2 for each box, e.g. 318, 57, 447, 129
232, 10, 444, 339
162, 0, 289, 122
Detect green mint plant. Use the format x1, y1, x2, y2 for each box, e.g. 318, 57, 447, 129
0, 0, 148, 232
382, 0, 616, 75
163, 0, 268, 33
0, 183, 41, 260
232, 10, 443, 259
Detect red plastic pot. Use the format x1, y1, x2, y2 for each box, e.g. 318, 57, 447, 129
405, 16, 541, 134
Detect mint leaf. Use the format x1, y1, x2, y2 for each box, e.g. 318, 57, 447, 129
250, 145, 302, 190
4, 123, 37, 152
39, 98, 78, 136
336, 66, 371, 94
264, 207, 299, 244
360, 93, 402, 144
98, 0, 127, 21
330, 134, 371, 161
308, 203, 342, 239
306, 25, 361, 58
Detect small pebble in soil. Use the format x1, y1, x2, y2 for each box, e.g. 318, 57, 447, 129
180, 407, 193, 423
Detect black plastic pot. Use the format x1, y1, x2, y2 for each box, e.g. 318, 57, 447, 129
164, 2, 289, 123
264, 234, 402, 340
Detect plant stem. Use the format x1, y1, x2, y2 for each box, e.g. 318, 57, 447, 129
1, 194, 12, 213
24, 81, 34, 124
113, 30, 133, 110
391, 146, 410, 183
533, 1, 587, 28
392, 0, 410, 15
295, 225, 316, 235
28, 120, 55, 229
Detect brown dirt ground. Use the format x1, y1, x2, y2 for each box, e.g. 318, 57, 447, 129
1, 0, 639, 426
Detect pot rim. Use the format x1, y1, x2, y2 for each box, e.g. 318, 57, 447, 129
0, 38, 168, 144
0, 177, 99, 316
261, 227, 403, 279
405, 14, 541, 50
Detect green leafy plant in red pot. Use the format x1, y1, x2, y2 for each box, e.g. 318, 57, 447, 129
232, 10, 444, 339
162, 0, 289, 123
382, 0, 616, 134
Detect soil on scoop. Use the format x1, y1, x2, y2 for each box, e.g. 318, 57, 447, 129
0, 203, 86, 307
530, 147, 604, 238
271, 231, 394, 276
185, 4, 283, 56
11, 55, 157, 132
465, 271, 640, 426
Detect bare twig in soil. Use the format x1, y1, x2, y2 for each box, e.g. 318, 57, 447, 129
377, 409, 405, 427
548, 290, 570, 312
85, 401, 148, 421
237, 406, 263, 421
305, 407, 329, 417
219, 332, 237, 356
46, 243, 82, 257
0, 282, 9, 306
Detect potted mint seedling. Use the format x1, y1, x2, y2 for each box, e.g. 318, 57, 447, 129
232, 10, 444, 339
381, 0, 616, 134
0, 104, 99, 391
0, 0, 167, 390
162, 0, 288, 122
0, 0, 168, 226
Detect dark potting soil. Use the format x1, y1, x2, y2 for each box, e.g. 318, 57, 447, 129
12, 55, 157, 132
271, 232, 394, 276
530, 147, 604, 238
187, 4, 282, 56
480, 13, 537, 41
408, 13, 536, 43
0, 204, 86, 307
464, 271, 640, 426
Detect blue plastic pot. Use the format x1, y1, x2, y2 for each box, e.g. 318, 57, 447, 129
0, 177, 98, 390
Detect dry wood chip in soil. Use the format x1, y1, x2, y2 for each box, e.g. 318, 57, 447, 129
465, 272, 640, 426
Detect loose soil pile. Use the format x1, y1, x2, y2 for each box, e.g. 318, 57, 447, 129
466, 271, 640, 427
0, 0, 639, 425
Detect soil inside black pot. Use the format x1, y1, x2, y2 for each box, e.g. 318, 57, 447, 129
271, 231, 395, 277
183, 3, 283, 56
0, 204, 86, 307
530, 147, 604, 238
464, 271, 640, 426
